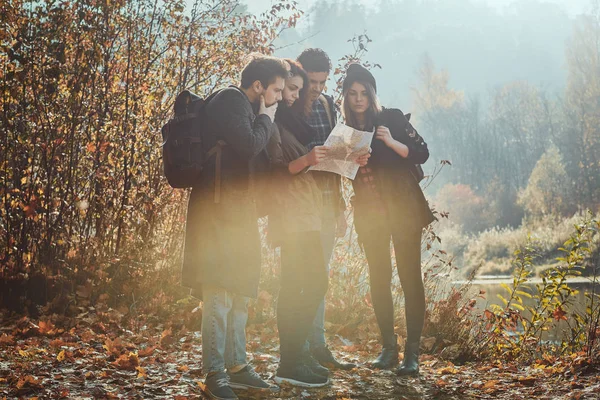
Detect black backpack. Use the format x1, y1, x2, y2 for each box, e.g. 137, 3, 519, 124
161, 90, 224, 189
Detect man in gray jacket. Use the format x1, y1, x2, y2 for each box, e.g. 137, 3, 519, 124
182, 55, 286, 400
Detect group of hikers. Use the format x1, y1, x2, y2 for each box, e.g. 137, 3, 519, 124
180, 48, 435, 400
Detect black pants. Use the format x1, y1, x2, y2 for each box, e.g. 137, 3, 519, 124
277, 231, 328, 368
361, 227, 425, 346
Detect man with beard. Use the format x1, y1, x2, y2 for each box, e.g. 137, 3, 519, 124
296, 48, 358, 372
182, 55, 287, 400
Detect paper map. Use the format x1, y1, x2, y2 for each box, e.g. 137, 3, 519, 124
308, 123, 374, 180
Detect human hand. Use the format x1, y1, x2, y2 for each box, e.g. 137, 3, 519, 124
259, 95, 278, 122
305, 145, 329, 167
356, 150, 371, 167
375, 126, 395, 147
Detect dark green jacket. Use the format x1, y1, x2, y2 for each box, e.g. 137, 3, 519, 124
266, 121, 323, 243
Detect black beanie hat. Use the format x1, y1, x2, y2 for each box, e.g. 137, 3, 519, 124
342, 63, 377, 93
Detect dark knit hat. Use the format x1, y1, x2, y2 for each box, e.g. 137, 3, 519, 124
342, 63, 377, 93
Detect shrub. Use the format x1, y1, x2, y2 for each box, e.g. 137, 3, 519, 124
479, 213, 600, 362
463, 226, 527, 276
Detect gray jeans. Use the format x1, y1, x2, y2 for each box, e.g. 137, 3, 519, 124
201, 285, 249, 373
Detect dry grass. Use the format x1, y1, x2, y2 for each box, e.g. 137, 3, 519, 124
437, 212, 598, 278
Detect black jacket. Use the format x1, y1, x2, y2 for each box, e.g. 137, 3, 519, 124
352, 107, 435, 237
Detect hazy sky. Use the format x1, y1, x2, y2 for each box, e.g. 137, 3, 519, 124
246, 0, 590, 17
242, 0, 593, 109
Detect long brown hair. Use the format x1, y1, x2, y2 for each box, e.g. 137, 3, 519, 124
342, 81, 382, 130
283, 58, 312, 117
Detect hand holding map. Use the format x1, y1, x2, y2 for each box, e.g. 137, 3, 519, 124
308, 123, 373, 180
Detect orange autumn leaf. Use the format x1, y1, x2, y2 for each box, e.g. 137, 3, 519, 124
136, 366, 147, 379
483, 380, 499, 389
23, 204, 36, 218
518, 376, 537, 386
138, 346, 156, 357
16, 375, 42, 390
0, 334, 15, 345
160, 328, 173, 347
112, 352, 140, 371
49, 339, 65, 348
103, 337, 124, 356
38, 320, 57, 335
437, 366, 459, 375
552, 306, 568, 321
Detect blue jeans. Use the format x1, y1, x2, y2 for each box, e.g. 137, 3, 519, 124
305, 205, 337, 350
201, 285, 249, 374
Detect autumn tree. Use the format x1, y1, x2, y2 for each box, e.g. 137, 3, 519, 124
561, 1, 600, 211
518, 145, 574, 217
0, 0, 300, 307
411, 54, 471, 191
413, 50, 576, 232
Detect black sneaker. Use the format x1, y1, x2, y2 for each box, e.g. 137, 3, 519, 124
204, 371, 238, 400
301, 351, 330, 377
274, 363, 329, 388
312, 345, 357, 370
227, 365, 279, 392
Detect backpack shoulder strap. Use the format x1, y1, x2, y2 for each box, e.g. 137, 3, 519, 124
319, 94, 334, 129
205, 140, 227, 203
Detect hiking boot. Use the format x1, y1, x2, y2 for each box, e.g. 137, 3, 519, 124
204, 371, 238, 400
227, 365, 279, 392
301, 351, 330, 377
274, 363, 330, 388
312, 345, 357, 370
396, 342, 420, 376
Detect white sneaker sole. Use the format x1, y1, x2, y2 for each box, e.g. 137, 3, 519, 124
204, 387, 238, 400
229, 383, 275, 391
273, 376, 329, 388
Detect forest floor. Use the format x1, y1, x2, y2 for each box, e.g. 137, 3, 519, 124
1, 305, 599, 400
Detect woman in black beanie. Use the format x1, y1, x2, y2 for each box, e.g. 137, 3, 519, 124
342, 63, 434, 375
